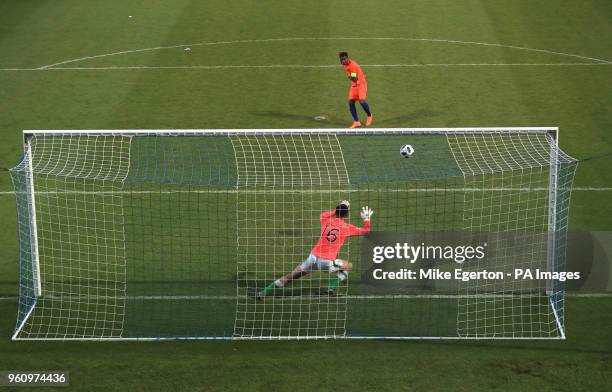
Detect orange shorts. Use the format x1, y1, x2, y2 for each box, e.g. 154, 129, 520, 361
348, 84, 367, 101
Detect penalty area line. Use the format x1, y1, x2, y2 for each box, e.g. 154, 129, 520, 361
1, 63, 611, 71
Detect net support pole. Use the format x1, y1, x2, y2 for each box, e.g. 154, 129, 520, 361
546, 129, 558, 296
547, 128, 565, 337
25, 136, 42, 297
12, 300, 36, 340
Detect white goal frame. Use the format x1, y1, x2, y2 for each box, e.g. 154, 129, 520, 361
13, 127, 574, 341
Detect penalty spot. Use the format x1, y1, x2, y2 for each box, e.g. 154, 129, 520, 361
314, 115, 327, 121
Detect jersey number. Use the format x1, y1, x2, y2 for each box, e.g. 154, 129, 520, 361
324, 227, 339, 243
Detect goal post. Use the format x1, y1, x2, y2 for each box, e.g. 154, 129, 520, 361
10, 128, 578, 340
24, 137, 42, 298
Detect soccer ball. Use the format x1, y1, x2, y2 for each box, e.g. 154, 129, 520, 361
400, 144, 415, 158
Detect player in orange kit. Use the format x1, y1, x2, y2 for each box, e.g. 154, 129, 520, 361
340, 52, 373, 128
257, 201, 373, 298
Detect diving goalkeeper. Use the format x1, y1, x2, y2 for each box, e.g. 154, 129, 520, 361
258, 201, 373, 298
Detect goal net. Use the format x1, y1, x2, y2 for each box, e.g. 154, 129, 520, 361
10, 128, 578, 340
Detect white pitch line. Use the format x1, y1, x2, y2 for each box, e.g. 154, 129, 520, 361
33, 37, 611, 70
1, 187, 611, 196
2, 63, 611, 71
0, 293, 610, 301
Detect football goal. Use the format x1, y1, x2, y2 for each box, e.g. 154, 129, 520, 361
10, 128, 578, 340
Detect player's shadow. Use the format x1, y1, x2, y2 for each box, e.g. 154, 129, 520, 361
253, 108, 441, 127
376, 109, 441, 126
252, 111, 345, 126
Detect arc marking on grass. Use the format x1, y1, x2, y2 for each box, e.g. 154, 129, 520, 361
24, 37, 612, 70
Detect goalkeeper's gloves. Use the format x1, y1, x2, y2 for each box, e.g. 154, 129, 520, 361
360, 206, 373, 221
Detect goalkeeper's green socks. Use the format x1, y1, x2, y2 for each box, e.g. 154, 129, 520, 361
329, 271, 349, 290
261, 279, 284, 296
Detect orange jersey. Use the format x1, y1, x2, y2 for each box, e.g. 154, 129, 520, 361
310, 210, 371, 260
342, 60, 367, 87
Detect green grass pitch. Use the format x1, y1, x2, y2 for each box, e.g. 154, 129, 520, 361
0, 0, 611, 390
